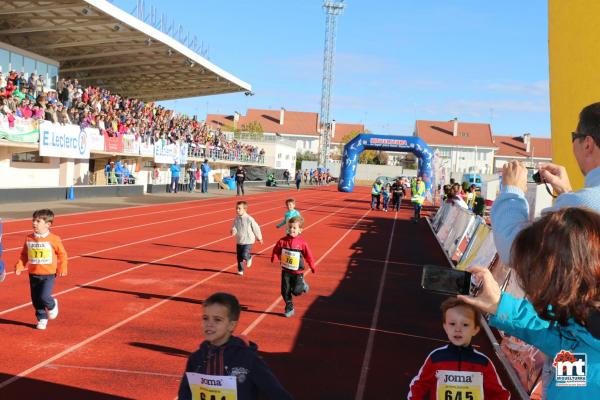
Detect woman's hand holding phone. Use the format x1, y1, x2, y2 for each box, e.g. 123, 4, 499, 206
457, 266, 502, 315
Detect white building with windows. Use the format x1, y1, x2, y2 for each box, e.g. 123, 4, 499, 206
414, 119, 497, 175
207, 108, 364, 160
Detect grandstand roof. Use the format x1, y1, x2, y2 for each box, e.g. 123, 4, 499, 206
0, 0, 251, 101
415, 119, 497, 148
207, 108, 364, 139
493, 135, 552, 159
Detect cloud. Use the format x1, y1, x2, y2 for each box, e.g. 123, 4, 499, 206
484, 80, 548, 96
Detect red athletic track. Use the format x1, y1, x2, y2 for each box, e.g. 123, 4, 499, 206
0, 186, 516, 399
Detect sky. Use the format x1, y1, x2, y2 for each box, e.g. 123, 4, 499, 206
111, 0, 550, 137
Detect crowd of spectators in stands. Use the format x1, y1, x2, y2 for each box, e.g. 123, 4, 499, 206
0, 70, 264, 163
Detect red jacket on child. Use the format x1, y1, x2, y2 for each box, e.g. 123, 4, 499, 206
271, 235, 315, 275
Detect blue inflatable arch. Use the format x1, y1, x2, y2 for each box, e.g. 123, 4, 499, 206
338, 134, 434, 193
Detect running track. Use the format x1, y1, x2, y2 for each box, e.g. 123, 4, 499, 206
0, 186, 516, 399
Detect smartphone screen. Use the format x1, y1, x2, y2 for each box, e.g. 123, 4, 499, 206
421, 264, 472, 295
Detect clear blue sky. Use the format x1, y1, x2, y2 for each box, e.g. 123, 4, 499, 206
112, 0, 550, 137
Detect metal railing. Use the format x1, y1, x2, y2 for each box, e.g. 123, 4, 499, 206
187, 146, 265, 164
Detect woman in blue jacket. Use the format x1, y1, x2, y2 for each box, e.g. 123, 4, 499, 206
460, 207, 600, 399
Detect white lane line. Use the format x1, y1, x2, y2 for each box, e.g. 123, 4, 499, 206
0, 196, 348, 390
45, 364, 180, 378
2, 194, 262, 236
0, 194, 335, 315
241, 208, 372, 336
2, 193, 294, 251
1, 192, 326, 277
355, 211, 397, 400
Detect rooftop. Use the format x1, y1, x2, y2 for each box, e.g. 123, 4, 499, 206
415, 119, 496, 148
493, 135, 552, 159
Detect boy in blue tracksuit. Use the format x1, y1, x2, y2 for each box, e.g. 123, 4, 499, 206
178, 292, 292, 400
276, 199, 301, 233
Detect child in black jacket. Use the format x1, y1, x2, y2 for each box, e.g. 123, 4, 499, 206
178, 292, 292, 400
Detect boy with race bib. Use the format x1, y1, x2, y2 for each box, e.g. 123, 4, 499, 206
271, 216, 315, 318
14, 209, 68, 330
178, 292, 292, 400
408, 298, 510, 399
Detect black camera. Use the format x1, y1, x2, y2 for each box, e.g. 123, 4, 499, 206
526, 167, 542, 184
532, 171, 542, 183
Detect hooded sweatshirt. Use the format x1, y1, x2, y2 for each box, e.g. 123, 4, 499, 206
178, 336, 292, 400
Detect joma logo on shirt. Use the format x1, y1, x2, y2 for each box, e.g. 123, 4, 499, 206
443, 374, 473, 383
200, 377, 222, 386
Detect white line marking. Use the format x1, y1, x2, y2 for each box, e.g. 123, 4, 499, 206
0, 194, 334, 315
45, 364, 180, 378
241, 208, 372, 336
355, 211, 397, 400
0, 196, 348, 389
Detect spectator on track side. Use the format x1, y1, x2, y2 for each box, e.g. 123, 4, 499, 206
459, 207, 600, 399
235, 165, 247, 196
201, 159, 211, 193
231, 201, 263, 276
371, 178, 382, 210
0, 218, 5, 282
295, 169, 302, 191
177, 292, 292, 400
408, 297, 510, 399
14, 209, 67, 330
271, 216, 315, 318
391, 178, 404, 212
169, 160, 181, 193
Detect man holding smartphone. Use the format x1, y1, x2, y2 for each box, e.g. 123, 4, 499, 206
491, 101, 600, 264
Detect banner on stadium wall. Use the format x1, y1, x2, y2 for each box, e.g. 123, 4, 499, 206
123, 134, 140, 155
0, 117, 40, 143
39, 121, 90, 159
87, 128, 104, 151
104, 133, 124, 153
154, 141, 188, 164
139, 141, 154, 157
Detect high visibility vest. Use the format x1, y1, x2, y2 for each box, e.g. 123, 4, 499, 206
411, 182, 426, 204
372, 183, 382, 195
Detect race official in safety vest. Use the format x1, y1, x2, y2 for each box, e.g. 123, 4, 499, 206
371, 179, 383, 210
411, 176, 426, 221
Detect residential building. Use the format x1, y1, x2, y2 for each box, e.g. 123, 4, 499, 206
206, 108, 364, 157
492, 133, 552, 172
414, 118, 497, 175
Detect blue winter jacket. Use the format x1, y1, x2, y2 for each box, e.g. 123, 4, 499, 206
201, 162, 211, 177
489, 292, 600, 399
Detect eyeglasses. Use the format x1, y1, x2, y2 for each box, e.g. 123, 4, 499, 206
571, 131, 589, 142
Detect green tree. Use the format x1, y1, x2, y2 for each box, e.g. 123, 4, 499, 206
295, 150, 318, 170
234, 121, 264, 141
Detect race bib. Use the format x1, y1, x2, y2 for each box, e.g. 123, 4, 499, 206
436, 370, 483, 400
186, 372, 237, 400
281, 248, 301, 270
27, 242, 53, 265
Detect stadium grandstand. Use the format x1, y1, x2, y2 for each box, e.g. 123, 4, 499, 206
0, 0, 296, 201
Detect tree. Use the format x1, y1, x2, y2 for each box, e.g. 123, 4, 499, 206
296, 150, 318, 170
235, 121, 264, 141
339, 130, 388, 165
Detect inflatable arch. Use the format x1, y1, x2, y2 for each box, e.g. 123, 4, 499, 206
338, 134, 434, 193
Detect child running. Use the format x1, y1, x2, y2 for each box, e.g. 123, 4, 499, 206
271, 216, 315, 318
231, 201, 263, 276
382, 183, 391, 212
177, 292, 292, 400
408, 297, 510, 399
276, 198, 301, 233
14, 209, 67, 330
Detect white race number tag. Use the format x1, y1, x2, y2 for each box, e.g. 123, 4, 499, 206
281, 248, 301, 270
27, 242, 53, 265
186, 372, 237, 400
436, 370, 483, 400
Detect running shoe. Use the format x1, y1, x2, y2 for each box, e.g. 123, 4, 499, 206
48, 299, 59, 320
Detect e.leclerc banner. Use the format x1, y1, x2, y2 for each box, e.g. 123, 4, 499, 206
39, 121, 90, 159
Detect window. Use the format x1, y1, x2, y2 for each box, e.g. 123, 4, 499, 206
0, 48, 9, 73
277, 153, 282, 159
10, 53, 23, 71
12, 151, 47, 163
24, 56, 35, 74
285, 154, 290, 160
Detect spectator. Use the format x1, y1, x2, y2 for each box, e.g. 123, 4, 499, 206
169, 160, 181, 193
460, 207, 600, 399
492, 101, 600, 264
201, 159, 211, 193
235, 165, 246, 196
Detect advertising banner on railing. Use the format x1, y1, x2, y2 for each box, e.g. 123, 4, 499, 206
104, 134, 124, 153
0, 117, 40, 143
39, 121, 90, 159
154, 141, 188, 164
139, 141, 154, 157
87, 128, 104, 151
123, 134, 140, 155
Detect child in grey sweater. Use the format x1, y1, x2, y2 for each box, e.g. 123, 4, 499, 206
231, 201, 263, 276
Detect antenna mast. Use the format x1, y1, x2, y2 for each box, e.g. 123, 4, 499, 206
318, 0, 345, 168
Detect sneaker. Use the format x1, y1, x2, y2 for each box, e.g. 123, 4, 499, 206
246, 257, 253, 269
303, 282, 310, 293
237, 270, 244, 276
0, 270, 5, 282
284, 309, 295, 318
36, 319, 48, 330
48, 299, 58, 320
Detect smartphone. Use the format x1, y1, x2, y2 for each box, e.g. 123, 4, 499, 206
421, 264, 472, 295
